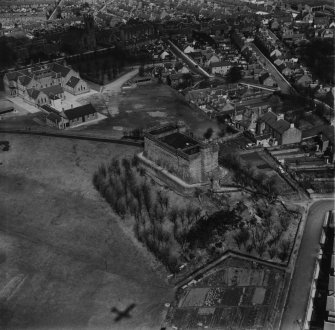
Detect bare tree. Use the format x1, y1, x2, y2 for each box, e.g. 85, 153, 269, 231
268, 245, 277, 259
168, 208, 179, 224
141, 183, 152, 215
278, 238, 290, 262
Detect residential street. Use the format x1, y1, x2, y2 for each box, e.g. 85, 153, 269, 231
281, 199, 334, 330
249, 43, 297, 95
167, 40, 212, 79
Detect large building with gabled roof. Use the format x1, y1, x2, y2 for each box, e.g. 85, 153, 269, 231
3, 62, 89, 102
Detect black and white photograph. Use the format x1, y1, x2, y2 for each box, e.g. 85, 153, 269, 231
0, 0, 334, 329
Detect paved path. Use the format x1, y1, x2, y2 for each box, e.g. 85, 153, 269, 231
98, 68, 138, 116
281, 199, 334, 330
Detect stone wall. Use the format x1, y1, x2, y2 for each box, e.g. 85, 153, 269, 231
144, 136, 203, 183
201, 145, 219, 180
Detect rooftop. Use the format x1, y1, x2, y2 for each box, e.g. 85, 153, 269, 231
160, 132, 199, 151
260, 111, 291, 134
64, 103, 96, 120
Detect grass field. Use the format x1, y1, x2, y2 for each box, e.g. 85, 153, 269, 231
84, 84, 220, 139
0, 134, 173, 330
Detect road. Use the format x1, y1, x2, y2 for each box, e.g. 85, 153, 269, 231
281, 199, 334, 330
249, 43, 297, 95
99, 67, 138, 116
48, 0, 66, 20
167, 40, 213, 79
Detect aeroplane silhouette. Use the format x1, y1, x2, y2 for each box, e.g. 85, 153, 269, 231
111, 303, 136, 322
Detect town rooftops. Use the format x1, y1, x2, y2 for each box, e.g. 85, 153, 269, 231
26, 88, 40, 99
18, 75, 32, 86
46, 112, 62, 124
40, 104, 67, 118
209, 61, 233, 68
260, 111, 291, 134
66, 76, 80, 88
40, 84, 64, 97
64, 103, 96, 120
50, 63, 71, 78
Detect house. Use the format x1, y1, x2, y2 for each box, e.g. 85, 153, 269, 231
24, 89, 49, 107
296, 74, 313, 87
270, 20, 280, 30
314, 16, 329, 28
40, 104, 67, 129
184, 45, 195, 54
206, 54, 221, 66
160, 50, 171, 60
180, 66, 190, 74
3, 62, 88, 104
259, 72, 277, 87
63, 103, 98, 127
209, 61, 233, 75
320, 29, 334, 39
270, 49, 282, 58
40, 85, 65, 100
274, 58, 284, 67
302, 12, 314, 24
257, 111, 302, 145
64, 76, 89, 95
282, 66, 293, 77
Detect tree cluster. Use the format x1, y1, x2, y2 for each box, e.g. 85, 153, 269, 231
93, 156, 202, 273
233, 204, 293, 262
219, 153, 282, 201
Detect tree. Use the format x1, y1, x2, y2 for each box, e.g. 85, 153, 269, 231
226, 66, 242, 83
168, 208, 179, 224
268, 245, 277, 259
279, 213, 290, 232
185, 204, 195, 229
203, 127, 214, 140
278, 239, 290, 262
141, 183, 152, 215
138, 65, 145, 77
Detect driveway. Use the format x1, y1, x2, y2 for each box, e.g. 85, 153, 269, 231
281, 199, 334, 330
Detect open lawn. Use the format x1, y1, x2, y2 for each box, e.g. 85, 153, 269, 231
83, 84, 220, 139
240, 151, 272, 173
0, 134, 173, 330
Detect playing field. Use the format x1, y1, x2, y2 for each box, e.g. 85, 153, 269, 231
0, 133, 174, 330
85, 84, 221, 138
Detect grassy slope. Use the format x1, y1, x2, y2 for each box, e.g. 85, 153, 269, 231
0, 134, 173, 330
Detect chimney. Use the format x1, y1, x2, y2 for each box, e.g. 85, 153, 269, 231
71, 104, 73, 108
277, 113, 284, 120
